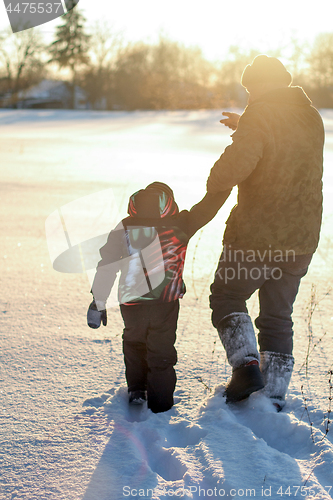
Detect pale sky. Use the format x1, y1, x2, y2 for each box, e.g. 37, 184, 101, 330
0, 0, 333, 60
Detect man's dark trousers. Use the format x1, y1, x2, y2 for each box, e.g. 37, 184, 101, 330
210, 249, 312, 355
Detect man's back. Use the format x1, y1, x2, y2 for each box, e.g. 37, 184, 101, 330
208, 86, 325, 254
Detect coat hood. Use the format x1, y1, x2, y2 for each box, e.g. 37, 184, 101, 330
254, 86, 312, 106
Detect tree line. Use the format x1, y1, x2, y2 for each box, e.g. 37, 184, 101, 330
0, 3, 333, 109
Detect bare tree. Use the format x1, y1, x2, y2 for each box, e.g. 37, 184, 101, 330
308, 33, 333, 87
285, 37, 309, 83
113, 37, 218, 110
81, 21, 123, 109
89, 21, 123, 71
113, 42, 152, 109
148, 37, 216, 108
0, 27, 45, 104
212, 46, 259, 106
306, 33, 333, 107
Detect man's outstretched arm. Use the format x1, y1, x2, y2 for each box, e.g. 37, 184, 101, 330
207, 107, 266, 194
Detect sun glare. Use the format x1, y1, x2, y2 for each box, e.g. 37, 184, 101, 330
79, 0, 333, 60
1, 0, 332, 60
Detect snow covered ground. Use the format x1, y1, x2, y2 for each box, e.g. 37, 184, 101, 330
1, 109, 333, 500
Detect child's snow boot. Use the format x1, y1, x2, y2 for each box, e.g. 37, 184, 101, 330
217, 312, 264, 403
129, 390, 147, 405
259, 351, 294, 411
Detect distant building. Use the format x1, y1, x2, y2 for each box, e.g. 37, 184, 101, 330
15, 79, 89, 109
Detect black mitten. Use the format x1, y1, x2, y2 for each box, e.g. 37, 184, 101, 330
87, 300, 107, 329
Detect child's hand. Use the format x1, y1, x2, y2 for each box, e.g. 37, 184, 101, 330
100, 308, 107, 327
220, 112, 240, 131
87, 300, 107, 328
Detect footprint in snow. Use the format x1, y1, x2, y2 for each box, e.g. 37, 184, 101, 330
81, 387, 209, 483
205, 389, 333, 468
81, 393, 112, 414
146, 445, 187, 481
108, 389, 207, 481
162, 420, 208, 448
134, 420, 207, 481
126, 403, 150, 423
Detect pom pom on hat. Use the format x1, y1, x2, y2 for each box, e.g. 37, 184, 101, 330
241, 55, 292, 89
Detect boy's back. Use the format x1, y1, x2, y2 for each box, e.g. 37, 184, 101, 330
91, 182, 230, 307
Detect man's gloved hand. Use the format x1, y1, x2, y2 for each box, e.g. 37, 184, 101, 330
87, 300, 107, 329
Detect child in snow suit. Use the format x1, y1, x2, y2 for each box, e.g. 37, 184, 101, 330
87, 182, 230, 413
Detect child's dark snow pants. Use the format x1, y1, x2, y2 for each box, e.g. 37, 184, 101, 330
120, 300, 179, 413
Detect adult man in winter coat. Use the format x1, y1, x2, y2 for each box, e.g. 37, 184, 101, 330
207, 55, 325, 410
